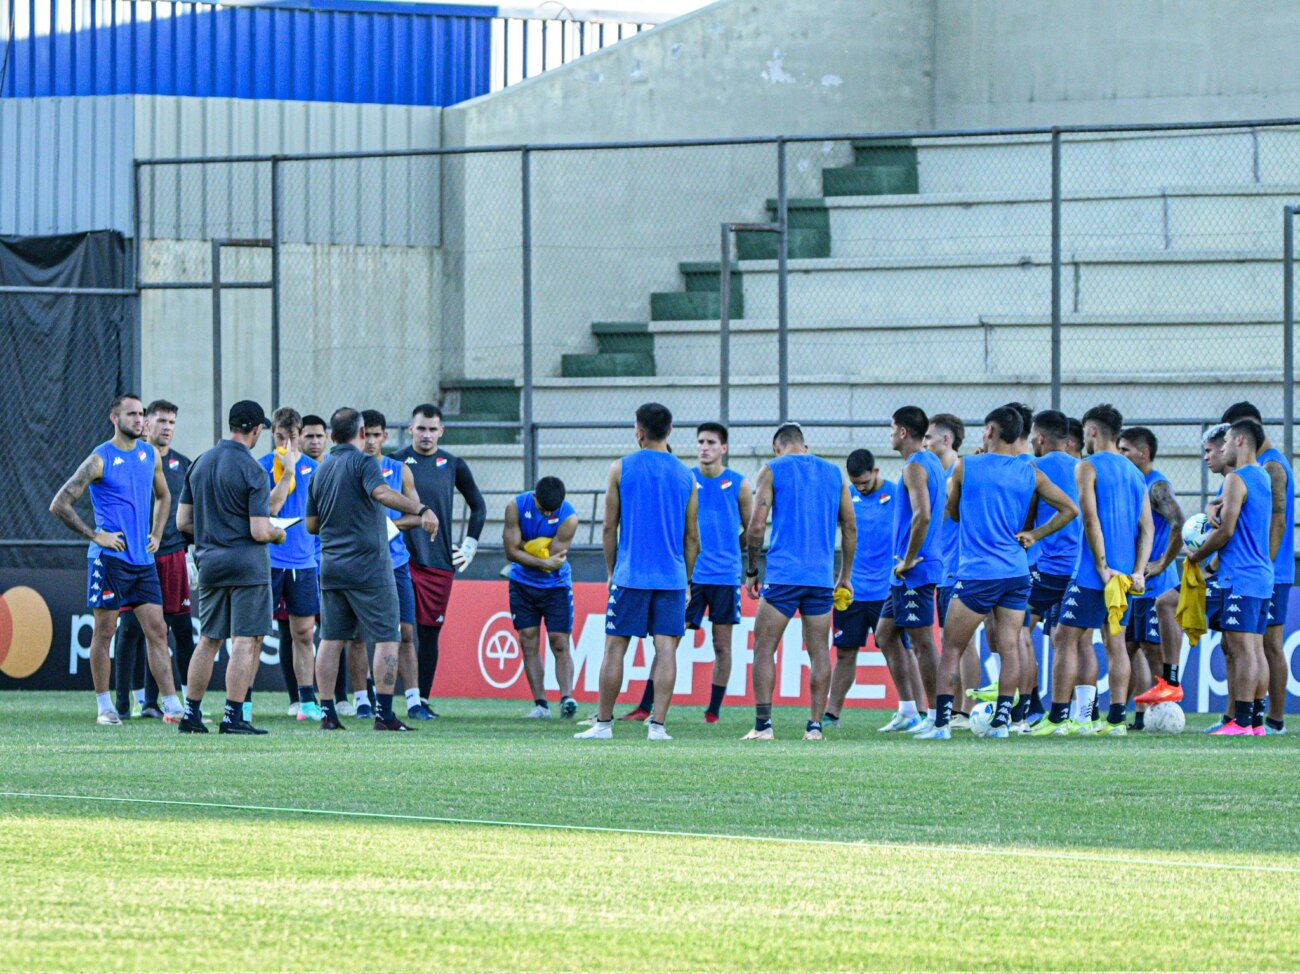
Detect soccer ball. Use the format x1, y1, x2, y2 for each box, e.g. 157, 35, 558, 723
1182, 513, 1211, 550
969, 702, 995, 737
1146, 702, 1186, 734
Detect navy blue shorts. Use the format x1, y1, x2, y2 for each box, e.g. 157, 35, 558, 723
686, 583, 741, 628
1057, 583, 1125, 630
393, 563, 416, 626
952, 576, 1031, 615
833, 599, 884, 649
1268, 583, 1292, 628
606, 585, 685, 638
1125, 596, 1161, 644
881, 584, 936, 630
1221, 590, 1270, 634
1026, 570, 1071, 628
936, 585, 955, 627
761, 584, 833, 619
272, 567, 320, 618
87, 555, 161, 611
1206, 584, 1224, 631
510, 580, 574, 634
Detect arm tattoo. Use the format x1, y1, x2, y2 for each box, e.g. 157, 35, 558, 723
1149, 479, 1183, 529
51, 455, 100, 541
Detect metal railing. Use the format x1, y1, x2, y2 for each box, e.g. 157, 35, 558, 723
491, 14, 654, 92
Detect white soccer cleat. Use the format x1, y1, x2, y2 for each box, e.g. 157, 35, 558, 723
646, 722, 672, 741
524, 705, 553, 719
335, 701, 357, 717
913, 724, 951, 740
904, 716, 934, 735
286, 702, 300, 718
1009, 720, 1031, 734
576, 713, 599, 727
741, 726, 774, 741
949, 714, 971, 731
877, 711, 910, 732
96, 710, 122, 726
574, 721, 612, 740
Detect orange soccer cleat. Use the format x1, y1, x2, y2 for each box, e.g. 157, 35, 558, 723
1134, 677, 1184, 706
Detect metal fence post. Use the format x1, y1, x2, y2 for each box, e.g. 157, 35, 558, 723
130, 160, 144, 394
719, 222, 731, 426
1285, 205, 1296, 462
522, 147, 537, 489
270, 157, 282, 409
777, 137, 789, 423
211, 240, 223, 444
1050, 127, 1062, 411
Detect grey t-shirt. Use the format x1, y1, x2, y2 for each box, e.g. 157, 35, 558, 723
180, 438, 271, 588
307, 443, 391, 590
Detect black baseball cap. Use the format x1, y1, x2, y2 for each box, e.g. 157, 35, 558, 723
228, 400, 268, 432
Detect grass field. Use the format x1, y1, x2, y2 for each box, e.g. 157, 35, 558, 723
4, 692, 1300, 972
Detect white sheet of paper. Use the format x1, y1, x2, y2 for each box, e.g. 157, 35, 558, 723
270, 516, 301, 531
386, 518, 400, 541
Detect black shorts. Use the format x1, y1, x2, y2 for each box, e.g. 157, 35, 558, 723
509, 581, 573, 634
833, 599, 884, 649
686, 583, 741, 628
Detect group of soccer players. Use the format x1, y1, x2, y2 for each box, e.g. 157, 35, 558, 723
54, 391, 1294, 739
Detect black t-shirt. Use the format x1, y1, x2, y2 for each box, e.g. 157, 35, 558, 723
180, 439, 271, 588
390, 446, 486, 570
156, 447, 191, 556
307, 443, 390, 590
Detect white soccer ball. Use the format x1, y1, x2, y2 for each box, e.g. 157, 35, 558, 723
1146, 702, 1186, 734
969, 702, 995, 737
1182, 513, 1211, 550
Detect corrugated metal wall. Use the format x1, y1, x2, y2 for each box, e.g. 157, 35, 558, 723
0, 0, 493, 106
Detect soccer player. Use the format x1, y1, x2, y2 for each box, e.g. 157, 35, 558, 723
113, 399, 194, 720
742, 422, 855, 742
276, 413, 328, 712
307, 408, 439, 731
257, 408, 322, 721
1220, 402, 1294, 734
575, 403, 698, 741
1184, 419, 1275, 735
49, 394, 184, 725
1118, 427, 1186, 715
1066, 418, 1084, 459
300, 415, 328, 462
393, 404, 487, 715
1005, 402, 1043, 726
1032, 404, 1152, 736
825, 449, 894, 728
873, 406, 945, 733
349, 410, 437, 722
176, 401, 286, 735
504, 476, 579, 719
1199, 423, 1236, 731
920, 405, 1077, 739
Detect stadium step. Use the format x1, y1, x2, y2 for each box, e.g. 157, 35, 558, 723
650, 263, 744, 321
561, 351, 655, 378
850, 139, 919, 170
735, 226, 830, 260
592, 321, 653, 355
822, 164, 918, 197
439, 378, 519, 446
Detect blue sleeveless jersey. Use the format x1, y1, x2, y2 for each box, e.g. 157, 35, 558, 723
765, 454, 844, 588
891, 450, 946, 587
1032, 451, 1080, 576
611, 450, 695, 590
1219, 464, 1276, 598
938, 463, 961, 584
1019, 453, 1040, 566
509, 491, 575, 589
1143, 468, 1178, 598
380, 456, 410, 570
1259, 447, 1296, 584
850, 483, 895, 600
88, 440, 156, 566
955, 453, 1037, 580
258, 451, 320, 570
691, 466, 744, 585
1076, 451, 1147, 589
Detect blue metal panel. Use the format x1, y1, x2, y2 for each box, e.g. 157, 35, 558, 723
0, 0, 496, 106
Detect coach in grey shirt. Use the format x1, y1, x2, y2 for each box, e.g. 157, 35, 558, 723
177, 400, 286, 735
307, 407, 438, 731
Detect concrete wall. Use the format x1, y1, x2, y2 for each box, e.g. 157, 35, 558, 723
933, 0, 1300, 128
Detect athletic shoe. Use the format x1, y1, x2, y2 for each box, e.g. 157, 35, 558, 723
1009, 720, 1030, 734
560, 697, 578, 719
576, 714, 598, 727
524, 705, 553, 719
1127, 722, 1146, 732
1253, 725, 1266, 736
803, 727, 823, 741
1075, 720, 1106, 736
647, 722, 672, 741
820, 714, 839, 728
618, 707, 651, 722
1025, 711, 1045, 728
703, 711, 720, 724
115, 708, 132, 721
1210, 720, 1255, 736
161, 711, 182, 725
913, 725, 951, 740
139, 704, 164, 720
741, 727, 774, 741
219, 719, 267, 735
903, 716, 934, 734
965, 684, 997, 703
241, 702, 252, 723
297, 702, 324, 722
877, 711, 911, 732
335, 701, 357, 717
985, 724, 1010, 739
1266, 725, 1288, 736
1028, 719, 1072, 737
96, 710, 122, 726
407, 704, 436, 721
177, 715, 208, 734
374, 716, 415, 732
355, 703, 375, 720
949, 714, 971, 731
574, 722, 613, 740
421, 703, 441, 719
1134, 677, 1184, 705
286, 702, 300, 718
319, 715, 346, 731
1203, 716, 1229, 733
1098, 722, 1128, 737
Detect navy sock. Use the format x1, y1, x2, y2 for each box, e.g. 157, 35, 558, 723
1107, 702, 1126, 725
1009, 698, 1027, 723
1048, 701, 1069, 724
297, 685, 317, 705
1234, 700, 1253, 728
637, 681, 655, 712
806, 720, 821, 733
534, 698, 549, 708
1028, 687, 1044, 714
1252, 699, 1266, 728
1163, 663, 1180, 686
184, 697, 203, 720
378, 693, 395, 721
992, 695, 1013, 728
222, 699, 241, 724
936, 693, 954, 728
1132, 710, 1145, 729
707, 683, 726, 715
754, 702, 772, 731
321, 698, 338, 721
1266, 717, 1285, 731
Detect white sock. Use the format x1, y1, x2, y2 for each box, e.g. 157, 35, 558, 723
355, 691, 369, 708
135, 689, 146, 706
926, 708, 937, 722
180, 684, 188, 699
899, 700, 918, 718
162, 694, 182, 715
404, 687, 421, 707
96, 691, 113, 714
1072, 685, 1096, 721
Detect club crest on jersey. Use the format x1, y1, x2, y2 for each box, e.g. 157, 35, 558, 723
880, 494, 891, 504
720, 480, 732, 490
138, 450, 147, 461
547, 517, 559, 525
435, 457, 448, 468
299, 466, 311, 476
168, 458, 180, 470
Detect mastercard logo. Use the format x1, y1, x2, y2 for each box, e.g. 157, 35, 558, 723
0, 587, 53, 678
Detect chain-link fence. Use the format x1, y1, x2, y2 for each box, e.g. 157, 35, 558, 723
11, 118, 1297, 550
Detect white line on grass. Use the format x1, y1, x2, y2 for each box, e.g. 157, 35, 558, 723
3, 790, 1297, 876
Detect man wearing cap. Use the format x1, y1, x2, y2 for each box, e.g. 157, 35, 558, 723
176, 401, 286, 735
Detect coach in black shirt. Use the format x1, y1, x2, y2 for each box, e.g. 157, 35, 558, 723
308, 407, 439, 731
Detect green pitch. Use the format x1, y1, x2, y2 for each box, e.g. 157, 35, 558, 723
3, 693, 1300, 972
